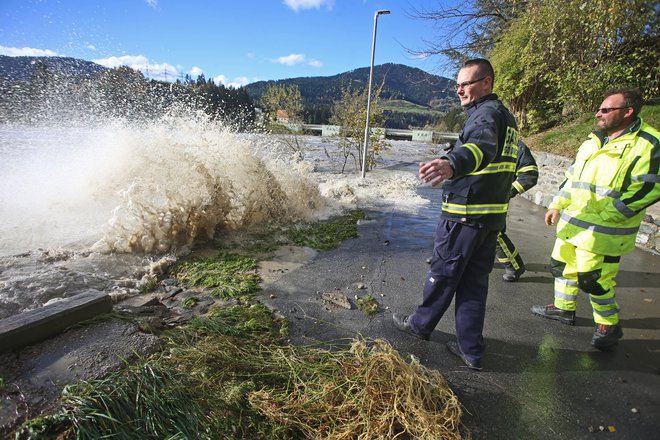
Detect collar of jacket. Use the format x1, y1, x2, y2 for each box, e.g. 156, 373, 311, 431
462, 93, 498, 114
592, 117, 642, 145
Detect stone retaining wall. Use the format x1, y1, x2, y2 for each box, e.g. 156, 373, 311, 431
517, 151, 660, 256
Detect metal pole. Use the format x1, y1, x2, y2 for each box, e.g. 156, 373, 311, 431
361, 10, 390, 178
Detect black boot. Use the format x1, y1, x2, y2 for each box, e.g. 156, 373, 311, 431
591, 324, 623, 349
392, 313, 429, 340
531, 304, 575, 325
502, 264, 525, 282
446, 341, 482, 371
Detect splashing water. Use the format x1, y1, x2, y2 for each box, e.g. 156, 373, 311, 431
0, 115, 430, 318
0, 117, 331, 256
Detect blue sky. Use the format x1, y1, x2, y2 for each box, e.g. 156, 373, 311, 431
0, 0, 454, 87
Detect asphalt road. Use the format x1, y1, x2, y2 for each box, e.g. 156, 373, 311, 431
260, 163, 660, 440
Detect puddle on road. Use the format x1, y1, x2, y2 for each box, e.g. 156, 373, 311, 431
258, 246, 318, 286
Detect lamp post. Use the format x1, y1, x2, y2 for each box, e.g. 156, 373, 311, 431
361, 9, 390, 178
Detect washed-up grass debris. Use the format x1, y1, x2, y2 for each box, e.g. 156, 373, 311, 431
356, 294, 380, 316
16, 301, 464, 439
170, 252, 261, 299
207, 210, 366, 256
286, 210, 366, 251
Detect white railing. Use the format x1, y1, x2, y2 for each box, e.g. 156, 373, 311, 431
283, 123, 459, 142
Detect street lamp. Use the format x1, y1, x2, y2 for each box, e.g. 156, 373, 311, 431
361, 9, 390, 178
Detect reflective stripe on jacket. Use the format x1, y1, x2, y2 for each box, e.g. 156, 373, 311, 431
549, 118, 660, 255
441, 94, 519, 230
511, 140, 539, 197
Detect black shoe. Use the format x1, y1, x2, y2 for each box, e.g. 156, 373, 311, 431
502, 266, 525, 282
531, 304, 575, 325
392, 313, 429, 340
591, 324, 623, 349
446, 341, 482, 371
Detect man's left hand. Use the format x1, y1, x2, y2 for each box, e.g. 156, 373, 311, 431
419, 159, 454, 186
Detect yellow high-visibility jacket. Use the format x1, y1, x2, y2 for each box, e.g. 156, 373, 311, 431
549, 118, 660, 256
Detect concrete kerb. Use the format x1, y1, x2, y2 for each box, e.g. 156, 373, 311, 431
0, 290, 112, 353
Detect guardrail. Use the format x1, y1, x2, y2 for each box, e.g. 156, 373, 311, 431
280, 123, 459, 142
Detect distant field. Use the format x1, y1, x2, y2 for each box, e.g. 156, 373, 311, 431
527, 103, 659, 158
381, 99, 443, 116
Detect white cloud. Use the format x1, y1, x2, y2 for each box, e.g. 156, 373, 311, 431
273, 53, 323, 68
189, 66, 204, 77
92, 54, 179, 81
213, 75, 252, 88
0, 45, 59, 57
93, 54, 147, 68
145, 0, 158, 9
283, 0, 334, 12
85, 43, 97, 51
275, 53, 306, 66
411, 52, 430, 60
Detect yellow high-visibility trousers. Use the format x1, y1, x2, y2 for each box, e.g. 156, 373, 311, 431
550, 237, 620, 325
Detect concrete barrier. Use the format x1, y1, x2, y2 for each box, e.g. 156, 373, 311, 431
412, 129, 434, 142
0, 290, 113, 353
321, 124, 341, 137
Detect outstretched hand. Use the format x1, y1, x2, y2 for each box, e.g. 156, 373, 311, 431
545, 208, 560, 226
419, 159, 454, 186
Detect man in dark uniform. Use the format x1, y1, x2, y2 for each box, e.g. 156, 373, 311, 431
497, 140, 539, 282
393, 58, 519, 370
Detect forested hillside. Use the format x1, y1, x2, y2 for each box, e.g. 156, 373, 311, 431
244, 63, 458, 127
0, 55, 106, 82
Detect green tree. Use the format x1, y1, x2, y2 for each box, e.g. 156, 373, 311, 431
408, 0, 524, 69
490, 0, 659, 132
261, 83, 303, 123
439, 106, 466, 133
329, 83, 387, 174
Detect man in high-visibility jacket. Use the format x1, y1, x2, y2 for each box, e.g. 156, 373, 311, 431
532, 89, 660, 349
497, 140, 539, 281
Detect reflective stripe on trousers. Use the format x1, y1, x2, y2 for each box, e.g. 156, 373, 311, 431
496, 230, 524, 270
551, 237, 621, 325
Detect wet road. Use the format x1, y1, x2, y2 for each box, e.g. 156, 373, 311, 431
260, 164, 660, 439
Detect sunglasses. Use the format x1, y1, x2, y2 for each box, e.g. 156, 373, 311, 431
596, 106, 630, 114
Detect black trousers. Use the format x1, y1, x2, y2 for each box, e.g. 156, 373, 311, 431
408, 219, 498, 363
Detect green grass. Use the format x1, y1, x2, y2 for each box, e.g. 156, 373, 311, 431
184, 303, 280, 341
286, 210, 366, 251
170, 253, 261, 300
182, 296, 199, 309
527, 103, 660, 158
356, 294, 380, 317
208, 210, 366, 256
139, 276, 158, 294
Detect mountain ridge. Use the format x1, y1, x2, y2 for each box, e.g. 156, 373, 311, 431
243, 63, 458, 110
0, 55, 106, 83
